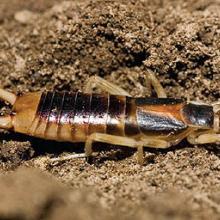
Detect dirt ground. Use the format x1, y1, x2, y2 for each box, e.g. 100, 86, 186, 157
0, 0, 220, 219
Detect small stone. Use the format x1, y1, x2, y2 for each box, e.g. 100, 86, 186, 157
14, 10, 37, 24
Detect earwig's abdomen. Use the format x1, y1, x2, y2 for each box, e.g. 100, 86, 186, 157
30, 92, 129, 142
28, 91, 137, 142
28, 91, 110, 142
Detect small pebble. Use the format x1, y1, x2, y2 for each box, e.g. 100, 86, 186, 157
14, 10, 37, 24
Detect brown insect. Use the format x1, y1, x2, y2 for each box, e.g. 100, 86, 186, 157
0, 72, 219, 164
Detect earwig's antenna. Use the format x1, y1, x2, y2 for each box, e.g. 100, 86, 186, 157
0, 88, 17, 105
147, 70, 167, 98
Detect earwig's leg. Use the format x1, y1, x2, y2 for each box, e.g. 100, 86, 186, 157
140, 137, 171, 149
147, 70, 167, 98
85, 133, 174, 164
0, 88, 17, 105
85, 73, 166, 98
137, 144, 144, 165
187, 130, 213, 145
197, 133, 220, 144
84, 76, 131, 96
84, 133, 145, 164
49, 153, 88, 163
166, 128, 196, 145
85, 133, 140, 154
187, 131, 220, 144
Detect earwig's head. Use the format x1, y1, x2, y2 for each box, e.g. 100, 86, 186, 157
0, 89, 42, 134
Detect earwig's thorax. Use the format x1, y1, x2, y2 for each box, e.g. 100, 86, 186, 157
135, 98, 188, 134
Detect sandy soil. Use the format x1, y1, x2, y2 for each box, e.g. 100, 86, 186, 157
0, 0, 220, 219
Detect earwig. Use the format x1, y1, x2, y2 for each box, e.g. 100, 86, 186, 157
0, 73, 220, 164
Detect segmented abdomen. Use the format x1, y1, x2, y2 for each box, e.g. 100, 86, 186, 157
31, 91, 137, 142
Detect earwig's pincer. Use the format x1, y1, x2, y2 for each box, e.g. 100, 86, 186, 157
0, 75, 219, 164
